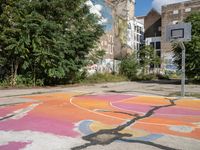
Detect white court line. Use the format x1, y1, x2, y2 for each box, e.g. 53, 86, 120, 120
69, 97, 126, 121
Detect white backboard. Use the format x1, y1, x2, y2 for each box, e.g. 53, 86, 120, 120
165, 22, 192, 42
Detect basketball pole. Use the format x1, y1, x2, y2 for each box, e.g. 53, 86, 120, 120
179, 41, 186, 97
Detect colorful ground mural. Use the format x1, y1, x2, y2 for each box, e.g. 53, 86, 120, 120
1, 93, 200, 150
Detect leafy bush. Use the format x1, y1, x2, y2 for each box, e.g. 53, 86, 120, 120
0, 75, 44, 87
0, 78, 10, 87
156, 74, 170, 80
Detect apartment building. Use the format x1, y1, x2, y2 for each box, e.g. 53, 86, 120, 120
142, 9, 162, 70
99, 31, 114, 59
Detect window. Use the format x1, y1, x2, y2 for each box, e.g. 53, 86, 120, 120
156, 50, 161, 57
173, 10, 179, 15
158, 26, 161, 31
108, 45, 111, 54
139, 27, 142, 34
156, 42, 161, 49
150, 42, 154, 48
111, 45, 113, 54
137, 35, 139, 42
137, 43, 140, 50
185, 8, 191, 12
128, 23, 131, 29
134, 43, 137, 50
134, 34, 137, 41
134, 25, 137, 31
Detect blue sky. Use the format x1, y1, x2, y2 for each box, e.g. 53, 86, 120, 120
135, 0, 153, 16
135, 0, 189, 16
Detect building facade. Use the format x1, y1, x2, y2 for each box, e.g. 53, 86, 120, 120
142, 9, 162, 71
87, 0, 144, 73
161, 0, 200, 71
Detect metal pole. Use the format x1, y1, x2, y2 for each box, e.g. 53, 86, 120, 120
179, 41, 186, 97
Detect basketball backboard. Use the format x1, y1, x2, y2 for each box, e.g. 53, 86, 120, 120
165, 22, 192, 42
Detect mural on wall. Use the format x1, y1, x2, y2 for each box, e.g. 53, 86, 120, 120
164, 52, 178, 72
0, 93, 200, 149
87, 0, 132, 59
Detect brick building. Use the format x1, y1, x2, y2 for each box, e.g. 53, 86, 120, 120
99, 31, 114, 60
142, 9, 162, 70
161, 0, 200, 71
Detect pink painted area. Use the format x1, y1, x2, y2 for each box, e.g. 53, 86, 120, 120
0, 103, 31, 117
0, 142, 30, 150
80, 94, 134, 102
0, 114, 79, 137
113, 103, 151, 112
156, 107, 200, 116
0, 107, 16, 117
113, 103, 200, 116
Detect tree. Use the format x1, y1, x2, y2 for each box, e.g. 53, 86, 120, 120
0, 0, 104, 86
119, 53, 139, 81
88, 49, 106, 64
173, 12, 200, 81
138, 45, 160, 75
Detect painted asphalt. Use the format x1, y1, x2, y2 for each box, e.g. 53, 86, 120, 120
0, 92, 200, 150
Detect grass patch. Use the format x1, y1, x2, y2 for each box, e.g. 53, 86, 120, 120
168, 92, 200, 98
81, 73, 127, 84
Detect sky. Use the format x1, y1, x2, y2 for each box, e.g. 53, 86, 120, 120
135, 0, 190, 16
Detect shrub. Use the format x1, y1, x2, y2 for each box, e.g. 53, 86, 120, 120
82, 73, 127, 84
156, 74, 170, 80
119, 54, 139, 81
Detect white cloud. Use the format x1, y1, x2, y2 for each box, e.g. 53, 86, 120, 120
95, 4, 103, 11
85, 1, 102, 17
85, 0, 107, 24
152, 0, 190, 13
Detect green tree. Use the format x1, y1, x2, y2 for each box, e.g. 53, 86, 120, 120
138, 45, 160, 75
173, 12, 200, 81
0, 0, 104, 86
119, 53, 139, 81
88, 49, 106, 64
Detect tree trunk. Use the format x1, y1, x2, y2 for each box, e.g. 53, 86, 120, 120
10, 60, 19, 86
33, 63, 36, 87
11, 61, 14, 86
13, 60, 19, 86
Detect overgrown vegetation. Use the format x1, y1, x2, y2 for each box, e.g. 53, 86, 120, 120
119, 54, 139, 81
138, 45, 160, 75
81, 73, 127, 84
0, 0, 104, 87
119, 49, 162, 81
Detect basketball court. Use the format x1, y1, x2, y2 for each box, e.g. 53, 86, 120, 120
1, 92, 200, 150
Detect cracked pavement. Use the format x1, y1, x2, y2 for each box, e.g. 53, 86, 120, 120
0, 82, 200, 150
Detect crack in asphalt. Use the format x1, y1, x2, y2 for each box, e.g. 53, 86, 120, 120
97, 109, 139, 117
0, 103, 41, 122
72, 98, 179, 150
0, 114, 15, 121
